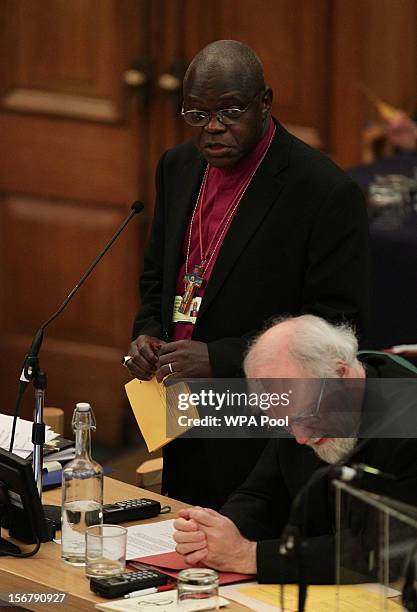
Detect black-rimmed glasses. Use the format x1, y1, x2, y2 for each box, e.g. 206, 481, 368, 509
181, 90, 263, 127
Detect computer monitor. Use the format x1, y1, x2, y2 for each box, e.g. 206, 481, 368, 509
0, 448, 54, 549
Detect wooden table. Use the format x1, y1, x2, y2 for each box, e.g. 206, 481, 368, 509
0, 477, 247, 611
4, 478, 397, 610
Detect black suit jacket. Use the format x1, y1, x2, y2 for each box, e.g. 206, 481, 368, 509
220, 354, 417, 583
133, 120, 371, 508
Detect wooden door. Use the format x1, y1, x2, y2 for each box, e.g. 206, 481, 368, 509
0, 0, 150, 444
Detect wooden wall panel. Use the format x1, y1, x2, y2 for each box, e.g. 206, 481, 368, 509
328, 0, 366, 166
0, 196, 6, 335
2, 196, 139, 344
363, 0, 417, 118
217, 0, 330, 149
0, 114, 139, 204
329, 0, 417, 167
1, 0, 131, 121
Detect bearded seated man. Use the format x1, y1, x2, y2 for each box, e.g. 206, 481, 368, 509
173, 315, 417, 583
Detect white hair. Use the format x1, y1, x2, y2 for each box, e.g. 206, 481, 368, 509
245, 314, 359, 377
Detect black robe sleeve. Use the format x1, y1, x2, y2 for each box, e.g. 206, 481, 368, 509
132, 153, 167, 340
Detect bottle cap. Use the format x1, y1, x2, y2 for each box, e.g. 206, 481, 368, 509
76, 402, 91, 412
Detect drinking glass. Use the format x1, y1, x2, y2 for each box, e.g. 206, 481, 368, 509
177, 568, 219, 610
85, 524, 127, 578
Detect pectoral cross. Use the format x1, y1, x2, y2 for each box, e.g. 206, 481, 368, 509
179, 265, 204, 315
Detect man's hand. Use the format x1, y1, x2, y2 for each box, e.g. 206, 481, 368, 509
127, 335, 164, 380
156, 340, 212, 381
173, 507, 257, 574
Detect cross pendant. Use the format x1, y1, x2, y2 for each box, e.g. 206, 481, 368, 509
179, 265, 203, 315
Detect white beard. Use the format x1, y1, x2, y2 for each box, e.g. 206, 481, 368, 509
308, 438, 357, 464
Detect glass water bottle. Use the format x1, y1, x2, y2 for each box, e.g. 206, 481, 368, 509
61, 402, 103, 565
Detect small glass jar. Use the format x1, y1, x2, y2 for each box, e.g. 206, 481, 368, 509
177, 568, 219, 610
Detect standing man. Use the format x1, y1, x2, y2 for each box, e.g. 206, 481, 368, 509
127, 40, 370, 508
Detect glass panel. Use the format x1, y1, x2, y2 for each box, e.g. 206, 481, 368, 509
334, 481, 417, 610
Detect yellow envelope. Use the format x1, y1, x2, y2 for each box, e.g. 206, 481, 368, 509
125, 377, 197, 452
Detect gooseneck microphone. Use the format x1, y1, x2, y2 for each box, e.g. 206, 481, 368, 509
19, 200, 145, 385
279, 418, 402, 612
9, 200, 145, 458
280, 439, 400, 558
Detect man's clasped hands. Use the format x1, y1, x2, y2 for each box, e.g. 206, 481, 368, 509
173, 507, 257, 575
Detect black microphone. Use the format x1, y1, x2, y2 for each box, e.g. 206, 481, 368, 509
9, 200, 145, 452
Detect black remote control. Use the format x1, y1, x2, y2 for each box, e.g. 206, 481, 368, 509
90, 569, 168, 598
103, 498, 161, 523
43, 498, 162, 530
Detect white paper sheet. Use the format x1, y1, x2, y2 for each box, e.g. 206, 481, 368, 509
126, 519, 176, 560
95, 591, 229, 611
0, 413, 58, 458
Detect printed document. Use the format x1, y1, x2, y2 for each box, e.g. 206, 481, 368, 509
126, 519, 176, 560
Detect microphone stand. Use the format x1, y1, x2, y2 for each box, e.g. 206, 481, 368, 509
279, 458, 397, 611
33, 372, 47, 497
279, 465, 329, 612
9, 201, 145, 497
